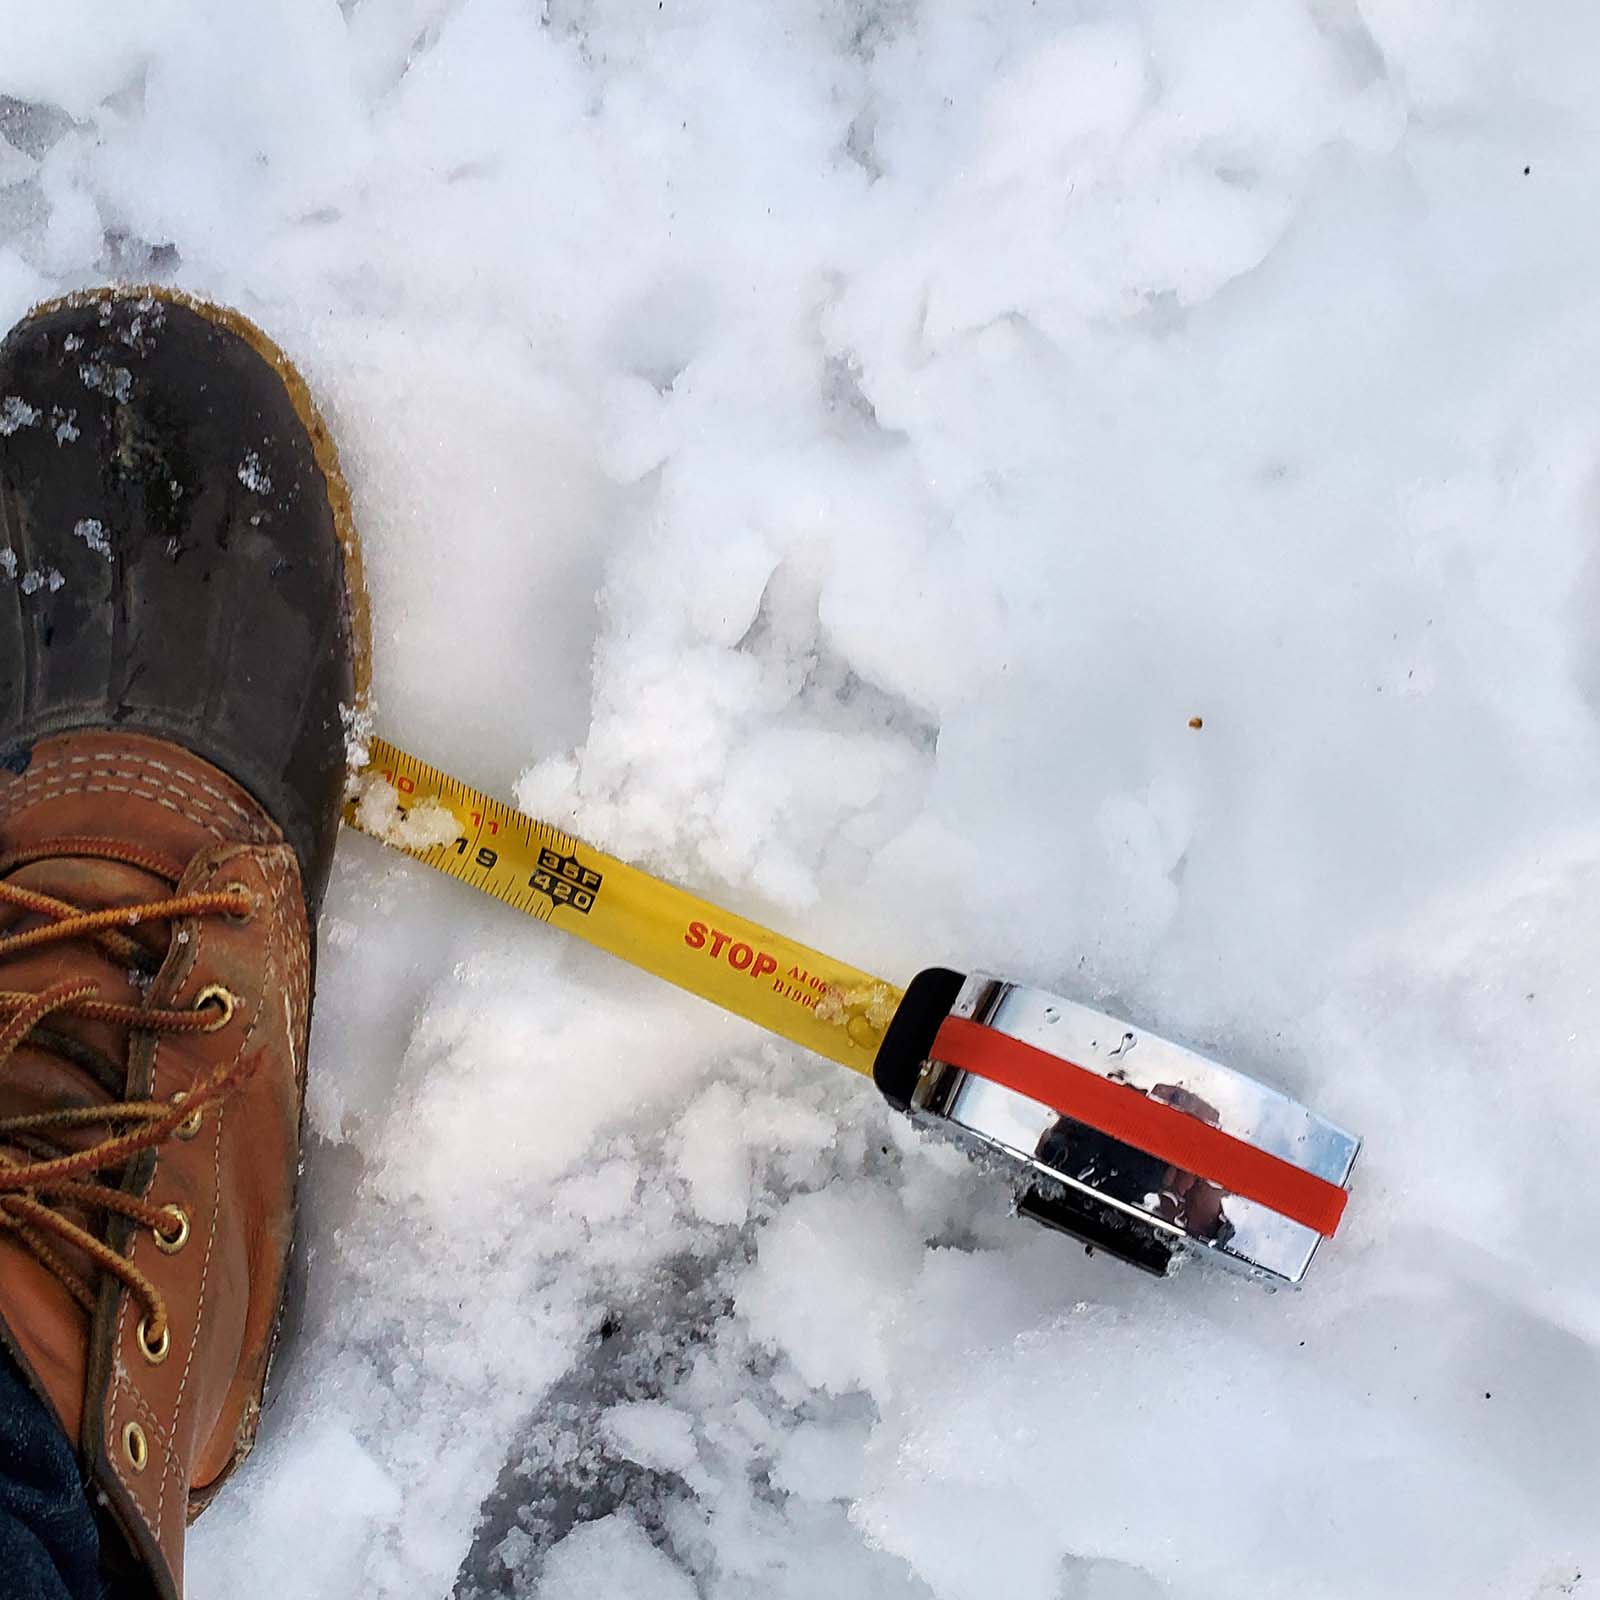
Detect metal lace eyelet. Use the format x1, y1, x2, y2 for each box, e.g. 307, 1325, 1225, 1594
137, 1317, 171, 1366
153, 1205, 189, 1254
122, 1421, 148, 1472
194, 983, 237, 1031
170, 1091, 203, 1140
222, 882, 257, 924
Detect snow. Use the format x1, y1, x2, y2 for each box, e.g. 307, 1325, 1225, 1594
15, 564, 63, 594
237, 448, 273, 494
351, 774, 461, 850
535, 1512, 699, 1600
0, 544, 64, 595
77, 359, 131, 401
599, 1399, 700, 1476
71, 516, 110, 557
0, 394, 38, 434
3, 2, 1599, 1597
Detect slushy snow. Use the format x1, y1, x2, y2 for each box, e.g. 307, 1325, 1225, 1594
2, 3, 1598, 1597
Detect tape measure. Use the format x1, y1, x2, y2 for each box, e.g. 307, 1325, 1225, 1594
342, 739, 901, 1073
344, 737, 1360, 1287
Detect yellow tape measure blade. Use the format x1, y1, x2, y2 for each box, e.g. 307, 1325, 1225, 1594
344, 739, 901, 1073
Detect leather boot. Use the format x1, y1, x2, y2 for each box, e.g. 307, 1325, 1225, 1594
0, 287, 369, 1598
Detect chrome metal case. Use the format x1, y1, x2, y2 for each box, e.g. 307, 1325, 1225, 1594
875, 970, 1360, 1287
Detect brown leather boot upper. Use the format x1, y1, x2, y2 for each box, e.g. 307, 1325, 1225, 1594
0, 737, 311, 1600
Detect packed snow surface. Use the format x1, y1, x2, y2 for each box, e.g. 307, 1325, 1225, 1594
3, 3, 1598, 1596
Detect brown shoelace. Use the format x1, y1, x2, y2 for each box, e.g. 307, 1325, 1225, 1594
0, 836, 257, 1351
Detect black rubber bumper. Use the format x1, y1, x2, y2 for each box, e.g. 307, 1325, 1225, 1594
872, 966, 966, 1111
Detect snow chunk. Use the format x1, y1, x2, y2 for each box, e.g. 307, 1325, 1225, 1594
71, 518, 111, 557
79, 362, 132, 403
538, 1514, 697, 1600
339, 700, 375, 769
672, 1080, 838, 1228
0, 396, 40, 435
18, 567, 63, 594
351, 775, 459, 850
771, 1418, 871, 1502
238, 450, 273, 494
739, 1183, 922, 1398
598, 1399, 698, 1474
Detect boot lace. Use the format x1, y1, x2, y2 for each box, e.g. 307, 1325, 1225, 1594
0, 836, 256, 1353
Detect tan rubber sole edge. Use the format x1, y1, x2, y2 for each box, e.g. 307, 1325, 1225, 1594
25, 285, 374, 716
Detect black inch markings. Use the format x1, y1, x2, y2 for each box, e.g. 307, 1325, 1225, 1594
367, 742, 606, 923
443, 798, 603, 917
